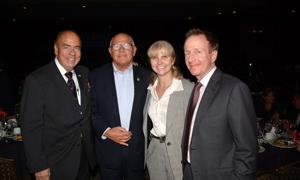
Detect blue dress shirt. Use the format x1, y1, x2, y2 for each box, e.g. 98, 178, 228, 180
113, 63, 134, 131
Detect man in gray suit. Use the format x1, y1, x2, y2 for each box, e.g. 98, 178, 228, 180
182, 28, 257, 180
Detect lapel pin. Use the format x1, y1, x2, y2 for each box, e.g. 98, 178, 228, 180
133, 62, 138, 66
137, 77, 140, 82
87, 81, 91, 91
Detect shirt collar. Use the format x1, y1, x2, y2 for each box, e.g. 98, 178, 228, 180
55, 58, 75, 77
148, 78, 184, 93
112, 63, 133, 74
200, 66, 217, 87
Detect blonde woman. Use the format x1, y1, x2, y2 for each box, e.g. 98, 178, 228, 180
143, 40, 193, 180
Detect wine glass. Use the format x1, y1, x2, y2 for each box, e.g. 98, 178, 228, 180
257, 122, 263, 139
264, 122, 272, 134
257, 122, 264, 146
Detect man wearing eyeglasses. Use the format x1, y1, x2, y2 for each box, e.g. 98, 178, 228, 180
89, 33, 151, 180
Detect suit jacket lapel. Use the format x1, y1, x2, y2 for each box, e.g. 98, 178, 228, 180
192, 69, 221, 135
49, 61, 82, 107
108, 64, 121, 125
143, 91, 151, 137
166, 91, 181, 134
75, 68, 86, 109
129, 65, 143, 130
49, 61, 76, 101
143, 91, 151, 128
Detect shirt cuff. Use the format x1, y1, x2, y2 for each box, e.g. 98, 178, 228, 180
101, 127, 111, 139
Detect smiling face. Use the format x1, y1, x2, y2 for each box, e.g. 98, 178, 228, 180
54, 31, 81, 72
108, 33, 137, 71
184, 34, 217, 80
149, 48, 174, 78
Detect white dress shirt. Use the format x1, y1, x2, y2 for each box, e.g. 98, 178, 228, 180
55, 58, 81, 105
187, 66, 216, 162
147, 78, 183, 137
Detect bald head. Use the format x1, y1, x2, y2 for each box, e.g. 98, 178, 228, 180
55, 30, 81, 47
108, 33, 137, 71
109, 33, 135, 47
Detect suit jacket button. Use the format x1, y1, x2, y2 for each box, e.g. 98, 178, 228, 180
167, 142, 171, 146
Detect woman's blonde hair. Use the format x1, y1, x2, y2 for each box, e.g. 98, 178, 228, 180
147, 40, 182, 84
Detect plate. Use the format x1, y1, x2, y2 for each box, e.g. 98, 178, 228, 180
3, 135, 22, 141
256, 117, 263, 121
269, 139, 297, 148
4, 135, 15, 139
258, 146, 265, 153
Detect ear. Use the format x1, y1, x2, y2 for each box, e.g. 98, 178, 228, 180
211, 50, 218, 63
108, 48, 113, 57
171, 57, 176, 65
132, 46, 137, 56
54, 44, 58, 56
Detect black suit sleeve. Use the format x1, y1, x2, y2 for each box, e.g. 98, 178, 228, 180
90, 82, 108, 137
228, 82, 257, 180
20, 74, 48, 172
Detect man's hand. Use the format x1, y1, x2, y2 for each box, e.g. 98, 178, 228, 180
35, 168, 50, 180
104, 127, 132, 146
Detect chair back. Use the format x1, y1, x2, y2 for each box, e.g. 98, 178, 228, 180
277, 161, 300, 180
0, 157, 17, 180
256, 172, 278, 180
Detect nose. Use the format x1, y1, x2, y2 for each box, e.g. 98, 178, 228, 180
69, 48, 76, 55
118, 45, 126, 51
186, 55, 194, 63
157, 58, 163, 64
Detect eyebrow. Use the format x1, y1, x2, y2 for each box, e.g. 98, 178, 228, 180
112, 42, 132, 45
61, 43, 81, 48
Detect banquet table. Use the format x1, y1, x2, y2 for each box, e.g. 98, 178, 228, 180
1, 135, 300, 179
0, 138, 32, 180
258, 142, 300, 171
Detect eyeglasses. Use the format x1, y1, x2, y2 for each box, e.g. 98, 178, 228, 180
110, 43, 133, 51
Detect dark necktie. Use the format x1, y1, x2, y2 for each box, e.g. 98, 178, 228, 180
182, 81, 202, 162
65, 72, 77, 99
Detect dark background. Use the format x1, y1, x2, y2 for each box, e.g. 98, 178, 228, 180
0, 0, 299, 105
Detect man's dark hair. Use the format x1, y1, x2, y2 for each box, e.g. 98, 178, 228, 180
185, 28, 219, 51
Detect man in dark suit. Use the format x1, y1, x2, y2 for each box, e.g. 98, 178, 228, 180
20, 30, 96, 180
182, 28, 257, 180
89, 33, 151, 180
